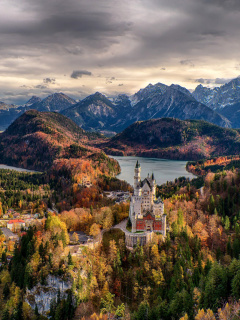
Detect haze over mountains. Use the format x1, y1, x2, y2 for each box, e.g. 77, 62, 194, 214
1, 76, 240, 133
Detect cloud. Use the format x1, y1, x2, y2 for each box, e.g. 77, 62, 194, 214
0, 0, 240, 102
34, 85, 48, 89
195, 78, 205, 84
71, 70, 92, 79
43, 78, 55, 84
195, 77, 232, 85
180, 60, 195, 67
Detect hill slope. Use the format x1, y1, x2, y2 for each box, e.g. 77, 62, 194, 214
0, 110, 116, 172
100, 118, 240, 160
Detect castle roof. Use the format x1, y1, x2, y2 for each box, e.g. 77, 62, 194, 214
140, 178, 152, 190
135, 160, 140, 168
154, 197, 164, 205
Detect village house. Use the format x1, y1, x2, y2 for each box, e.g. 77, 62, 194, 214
7, 219, 26, 232
1, 227, 19, 241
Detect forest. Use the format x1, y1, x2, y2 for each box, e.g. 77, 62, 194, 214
1, 160, 240, 319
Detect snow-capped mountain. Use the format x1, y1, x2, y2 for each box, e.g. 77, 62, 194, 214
24, 96, 42, 107
30, 92, 76, 112
193, 76, 240, 109
62, 84, 230, 132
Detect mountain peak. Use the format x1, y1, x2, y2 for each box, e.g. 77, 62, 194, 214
25, 95, 42, 106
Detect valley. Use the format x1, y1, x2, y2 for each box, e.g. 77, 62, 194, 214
1, 78, 240, 320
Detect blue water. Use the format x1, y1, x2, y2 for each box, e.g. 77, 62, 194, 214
111, 156, 195, 186
0, 164, 37, 173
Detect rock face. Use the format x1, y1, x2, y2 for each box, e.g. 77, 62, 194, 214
192, 76, 240, 109
218, 102, 240, 128
24, 96, 42, 107
62, 92, 119, 131
29, 92, 76, 112
100, 118, 240, 160
25, 275, 71, 315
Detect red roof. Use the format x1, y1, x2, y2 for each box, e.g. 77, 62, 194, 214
7, 219, 25, 224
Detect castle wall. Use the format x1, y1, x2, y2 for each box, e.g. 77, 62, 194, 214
125, 231, 154, 248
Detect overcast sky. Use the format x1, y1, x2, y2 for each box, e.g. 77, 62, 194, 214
0, 0, 240, 104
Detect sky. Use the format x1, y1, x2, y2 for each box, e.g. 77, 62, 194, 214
0, 0, 240, 104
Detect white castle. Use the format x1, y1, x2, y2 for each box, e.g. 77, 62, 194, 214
129, 161, 166, 235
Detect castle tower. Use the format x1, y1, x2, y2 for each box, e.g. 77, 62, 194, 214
134, 161, 141, 192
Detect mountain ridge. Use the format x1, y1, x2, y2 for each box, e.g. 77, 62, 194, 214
97, 117, 240, 160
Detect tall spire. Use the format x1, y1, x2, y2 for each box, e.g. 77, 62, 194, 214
135, 160, 140, 168
151, 173, 155, 180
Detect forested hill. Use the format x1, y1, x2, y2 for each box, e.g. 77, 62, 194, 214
0, 110, 118, 174
100, 118, 240, 160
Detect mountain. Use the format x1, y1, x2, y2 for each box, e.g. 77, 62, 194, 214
218, 102, 240, 128
62, 84, 230, 133
0, 102, 25, 132
30, 92, 76, 112
0, 110, 99, 170
0, 93, 76, 131
116, 85, 230, 131
99, 118, 240, 160
24, 96, 42, 107
192, 76, 240, 109
61, 92, 119, 131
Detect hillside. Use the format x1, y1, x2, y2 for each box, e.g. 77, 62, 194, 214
0, 110, 119, 174
99, 118, 240, 160
218, 102, 240, 128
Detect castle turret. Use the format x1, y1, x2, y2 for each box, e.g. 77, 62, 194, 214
134, 161, 141, 192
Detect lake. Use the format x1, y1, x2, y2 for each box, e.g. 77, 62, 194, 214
111, 156, 195, 186
0, 164, 37, 173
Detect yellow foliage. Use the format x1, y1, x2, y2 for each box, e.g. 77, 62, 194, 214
195, 309, 216, 320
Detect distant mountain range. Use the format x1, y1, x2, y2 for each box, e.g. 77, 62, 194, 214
97, 118, 240, 160
0, 93, 76, 131
1, 76, 240, 132
61, 83, 230, 132
192, 76, 240, 109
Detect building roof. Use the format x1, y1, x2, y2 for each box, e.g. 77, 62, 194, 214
154, 197, 164, 204
69, 231, 92, 243
7, 219, 25, 224
135, 160, 140, 168
140, 178, 152, 190
1, 227, 18, 238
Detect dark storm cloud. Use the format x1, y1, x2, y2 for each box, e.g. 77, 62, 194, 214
0, 0, 240, 101
71, 70, 92, 79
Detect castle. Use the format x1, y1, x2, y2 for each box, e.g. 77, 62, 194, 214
129, 161, 166, 236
